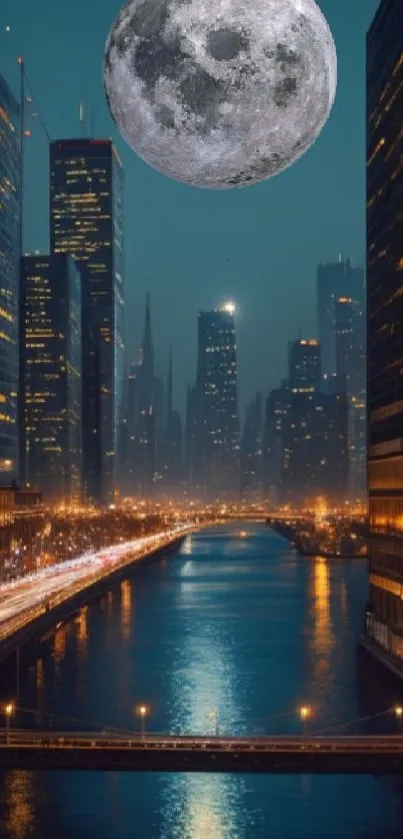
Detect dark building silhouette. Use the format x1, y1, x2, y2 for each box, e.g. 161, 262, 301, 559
120, 358, 142, 496
125, 294, 156, 496
281, 390, 348, 507
317, 256, 364, 383
185, 382, 205, 498
20, 255, 81, 502
266, 336, 348, 506
137, 294, 156, 493
241, 392, 263, 499
262, 384, 291, 503
162, 348, 182, 493
0, 74, 20, 484
289, 338, 321, 393
335, 295, 366, 497
49, 138, 124, 503
196, 304, 240, 500
335, 296, 366, 399
366, 0, 403, 659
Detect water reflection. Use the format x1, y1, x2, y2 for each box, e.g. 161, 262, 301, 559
52, 622, 68, 690
120, 580, 132, 642
171, 561, 239, 735
2, 772, 36, 839
76, 607, 88, 662
161, 775, 240, 839
309, 558, 335, 691
0, 527, 398, 839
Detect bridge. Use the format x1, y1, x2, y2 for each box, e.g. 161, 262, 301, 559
2, 730, 403, 773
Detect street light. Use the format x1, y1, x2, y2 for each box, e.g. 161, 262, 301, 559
135, 703, 150, 736
299, 705, 311, 736
4, 702, 14, 742
395, 705, 403, 731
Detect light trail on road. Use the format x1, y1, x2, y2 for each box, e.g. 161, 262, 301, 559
0, 526, 191, 641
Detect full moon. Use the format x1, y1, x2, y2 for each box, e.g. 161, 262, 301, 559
104, 0, 337, 189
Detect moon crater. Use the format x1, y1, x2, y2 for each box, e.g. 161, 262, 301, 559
104, 0, 337, 188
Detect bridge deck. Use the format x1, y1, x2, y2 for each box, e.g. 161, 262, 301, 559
1, 732, 403, 773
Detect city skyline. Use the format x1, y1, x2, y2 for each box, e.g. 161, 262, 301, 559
1, 0, 377, 415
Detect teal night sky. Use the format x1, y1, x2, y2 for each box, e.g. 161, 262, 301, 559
1, 0, 379, 416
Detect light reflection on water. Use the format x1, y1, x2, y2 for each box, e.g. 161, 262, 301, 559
0, 524, 402, 839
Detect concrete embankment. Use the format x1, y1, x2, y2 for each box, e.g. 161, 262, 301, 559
0, 534, 185, 666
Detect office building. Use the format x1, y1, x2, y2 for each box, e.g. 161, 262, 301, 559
366, 0, 403, 659
197, 303, 240, 500
20, 255, 81, 502
0, 74, 20, 483
317, 256, 364, 382
50, 138, 124, 502
289, 338, 321, 393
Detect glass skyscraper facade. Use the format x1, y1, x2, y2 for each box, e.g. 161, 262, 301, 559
366, 0, 403, 659
49, 139, 124, 502
0, 74, 20, 483
197, 305, 240, 500
20, 255, 81, 502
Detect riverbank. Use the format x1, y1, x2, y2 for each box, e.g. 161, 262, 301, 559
270, 519, 368, 559
0, 531, 186, 667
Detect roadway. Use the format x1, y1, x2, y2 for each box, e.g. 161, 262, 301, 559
0, 527, 191, 645
1, 731, 403, 773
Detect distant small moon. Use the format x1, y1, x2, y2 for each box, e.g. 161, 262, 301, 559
104, 0, 337, 189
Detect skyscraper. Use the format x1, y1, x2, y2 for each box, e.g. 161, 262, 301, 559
317, 257, 364, 382
134, 294, 156, 495
335, 296, 366, 497
163, 348, 182, 493
241, 392, 263, 499
20, 255, 81, 501
288, 338, 321, 393
185, 382, 205, 497
281, 390, 348, 506
366, 0, 403, 660
49, 139, 124, 502
335, 296, 366, 398
0, 74, 20, 483
197, 303, 240, 500
262, 383, 291, 503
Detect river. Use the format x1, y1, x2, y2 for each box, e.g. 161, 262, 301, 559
1, 523, 403, 839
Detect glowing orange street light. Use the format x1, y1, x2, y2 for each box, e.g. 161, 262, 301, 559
299, 706, 311, 735
4, 702, 14, 742
135, 703, 150, 735
395, 706, 403, 731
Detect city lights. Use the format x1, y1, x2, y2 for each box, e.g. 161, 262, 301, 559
221, 300, 236, 315
135, 703, 150, 734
